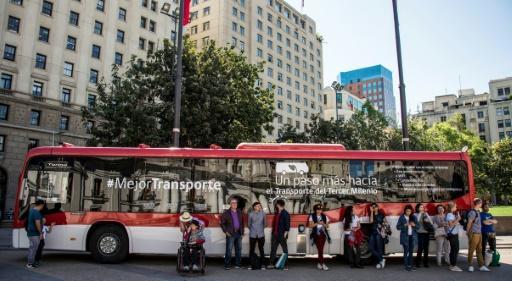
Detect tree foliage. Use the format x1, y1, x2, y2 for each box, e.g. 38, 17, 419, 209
83, 38, 274, 148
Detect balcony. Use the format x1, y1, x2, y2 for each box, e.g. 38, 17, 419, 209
32, 95, 46, 102
0, 88, 13, 96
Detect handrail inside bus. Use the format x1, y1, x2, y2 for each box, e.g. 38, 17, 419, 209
236, 143, 346, 151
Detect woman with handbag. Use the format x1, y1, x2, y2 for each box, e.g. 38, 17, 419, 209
432, 204, 450, 267
342, 206, 363, 268
308, 204, 330, 271
414, 203, 433, 268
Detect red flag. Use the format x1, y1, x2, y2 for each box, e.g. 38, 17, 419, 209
183, 0, 192, 26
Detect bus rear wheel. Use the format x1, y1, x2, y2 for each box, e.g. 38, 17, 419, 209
88, 225, 128, 263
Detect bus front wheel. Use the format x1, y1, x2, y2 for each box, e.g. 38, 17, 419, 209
88, 224, 128, 263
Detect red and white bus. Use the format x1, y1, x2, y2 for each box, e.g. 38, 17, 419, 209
12, 143, 474, 263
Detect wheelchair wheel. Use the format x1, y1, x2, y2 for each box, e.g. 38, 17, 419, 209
201, 248, 206, 275
176, 247, 182, 272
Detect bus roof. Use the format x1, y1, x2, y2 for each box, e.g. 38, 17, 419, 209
25, 143, 470, 162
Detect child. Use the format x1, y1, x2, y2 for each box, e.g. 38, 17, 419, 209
183, 219, 205, 272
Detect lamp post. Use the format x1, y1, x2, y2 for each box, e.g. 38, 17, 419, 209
392, 0, 410, 151
161, 0, 185, 148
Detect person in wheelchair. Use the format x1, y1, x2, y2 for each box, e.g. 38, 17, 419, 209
182, 219, 205, 272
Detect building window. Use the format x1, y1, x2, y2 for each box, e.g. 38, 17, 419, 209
61, 88, 71, 104
287, 104, 292, 113
86, 120, 94, 134
63, 62, 74, 77
141, 0, 148, 7
232, 7, 238, 16
498, 120, 504, 128
117, 30, 125, 43
190, 25, 198, 34
91, 44, 101, 58
231, 37, 237, 47
202, 37, 209, 46
31, 82, 44, 98
88, 94, 96, 109
140, 17, 147, 28
148, 41, 154, 53
1, 73, 13, 89
256, 48, 262, 57
478, 123, 485, 133
0, 135, 4, 152
42, 1, 53, 16
94, 21, 103, 35
499, 132, 505, 140
506, 119, 512, 128
7, 16, 20, 33
151, 1, 157, 11
240, 41, 245, 51
10, 0, 23, 5
203, 21, 210, 31
89, 69, 99, 84
440, 116, 447, 122
30, 110, 41, 126
477, 111, 484, 119
66, 36, 77, 51
149, 20, 156, 32
240, 11, 245, 21
69, 11, 80, 26
257, 6, 262, 15
96, 0, 105, 12
277, 100, 283, 109
232, 22, 238, 32
35, 53, 47, 69
28, 139, 39, 150
115, 52, 123, 65
497, 87, 511, 97
240, 26, 245, 36
38, 26, 50, 42
257, 34, 263, 43
118, 7, 127, 21
60, 115, 70, 130
203, 7, 210, 16
0, 104, 9, 120
139, 38, 146, 49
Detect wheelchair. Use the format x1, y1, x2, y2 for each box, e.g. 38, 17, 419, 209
176, 241, 205, 275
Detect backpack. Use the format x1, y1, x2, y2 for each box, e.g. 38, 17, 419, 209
309, 213, 331, 244
460, 209, 477, 231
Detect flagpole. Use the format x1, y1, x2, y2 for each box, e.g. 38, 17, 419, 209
172, 0, 186, 148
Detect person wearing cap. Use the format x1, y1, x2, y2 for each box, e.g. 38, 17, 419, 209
182, 219, 205, 271
26, 199, 45, 269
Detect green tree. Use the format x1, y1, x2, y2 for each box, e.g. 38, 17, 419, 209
276, 124, 308, 143
345, 101, 390, 150
83, 38, 274, 148
484, 138, 512, 203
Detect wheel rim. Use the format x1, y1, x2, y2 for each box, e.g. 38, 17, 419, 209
98, 234, 119, 255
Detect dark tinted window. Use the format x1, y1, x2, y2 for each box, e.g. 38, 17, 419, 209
21, 157, 468, 215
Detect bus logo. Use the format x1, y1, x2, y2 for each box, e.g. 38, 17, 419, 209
276, 162, 309, 175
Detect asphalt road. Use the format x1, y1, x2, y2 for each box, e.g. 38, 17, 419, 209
1, 228, 511, 281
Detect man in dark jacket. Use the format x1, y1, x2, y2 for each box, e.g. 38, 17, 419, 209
221, 198, 244, 270
269, 199, 290, 269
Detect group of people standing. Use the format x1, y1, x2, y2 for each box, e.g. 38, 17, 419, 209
397, 198, 498, 272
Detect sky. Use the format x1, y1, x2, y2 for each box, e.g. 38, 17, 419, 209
286, 0, 512, 115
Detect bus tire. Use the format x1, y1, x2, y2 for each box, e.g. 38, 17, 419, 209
359, 236, 373, 265
88, 225, 128, 263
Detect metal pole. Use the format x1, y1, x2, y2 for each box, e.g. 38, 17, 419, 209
172, 0, 185, 147
392, 0, 409, 151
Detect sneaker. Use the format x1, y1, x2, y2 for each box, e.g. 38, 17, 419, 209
468, 266, 474, 272
317, 263, 323, 270
261, 267, 266, 270
247, 267, 253, 270
322, 264, 329, 271
225, 267, 231, 270
479, 266, 490, 272
283, 267, 289, 271
449, 266, 463, 272
26, 264, 36, 269
33, 262, 40, 267
376, 263, 382, 269
411, 267, 417, 272
234, 266, 241, 269
381, 259, 386, 269
192, 265, 200, 271
267, 265, 275, 269
183, 265, 190, 271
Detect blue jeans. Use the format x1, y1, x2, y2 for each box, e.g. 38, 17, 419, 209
224, 232, 242, 268
27, 236, 40, 265
369, 233, 384, 263
402, 235, 414, 269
